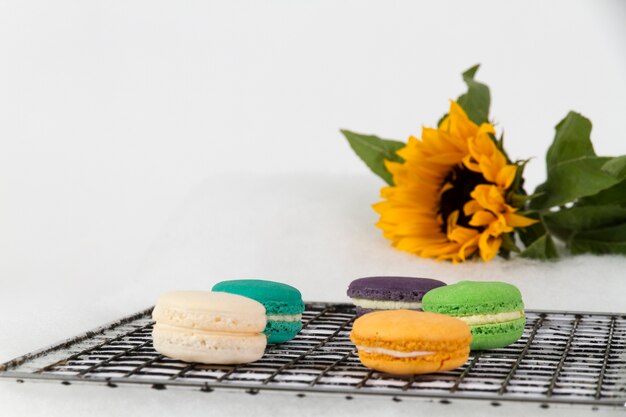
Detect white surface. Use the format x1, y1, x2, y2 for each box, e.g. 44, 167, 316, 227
3, 384, 623, 417
1, 0, 626, 415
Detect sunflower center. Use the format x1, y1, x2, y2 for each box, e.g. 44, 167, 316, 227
439, 165, 489, 231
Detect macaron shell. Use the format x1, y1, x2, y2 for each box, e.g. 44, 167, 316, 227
422, 281, 523, 316
152, 291, 266, 333
347, 276, 446, 302
266, 321, 303, 344
152, 324, 267, 364
469, 317, 526, 350
351, 310, 472, 348
212, 280, 304, 315
357, 349, 469, 375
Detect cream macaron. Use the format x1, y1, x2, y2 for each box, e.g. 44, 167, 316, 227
152, 291, 267, 364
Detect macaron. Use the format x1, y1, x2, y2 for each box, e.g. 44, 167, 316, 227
212, 279, 305, 344
347, 276, 446, 316
350, 310, 471, 374
152, 291, 267, 364
422, 281, 526, 350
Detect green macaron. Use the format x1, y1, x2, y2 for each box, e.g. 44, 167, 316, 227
212, 279, 304, 344
422, 281, 525, 350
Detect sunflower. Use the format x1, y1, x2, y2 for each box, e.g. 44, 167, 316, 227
373, 101, 537, 262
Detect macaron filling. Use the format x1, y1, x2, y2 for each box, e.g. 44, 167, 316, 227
356, 345, 434, 358
455, 310, 524, 326
266, 313, 302, 322
351, 298, 422, 310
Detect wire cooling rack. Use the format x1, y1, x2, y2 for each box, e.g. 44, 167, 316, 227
1, 303, 626, 409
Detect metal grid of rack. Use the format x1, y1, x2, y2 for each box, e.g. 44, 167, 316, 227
1, 303, 625, 408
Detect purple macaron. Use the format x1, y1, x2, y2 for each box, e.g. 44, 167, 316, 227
347, 276, 446, 316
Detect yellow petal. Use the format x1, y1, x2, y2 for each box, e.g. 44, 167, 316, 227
396, 237, 447, 252
479, 232, 501, 262
504, 212, 538, 228
426, 152, 466, 165
469, 210, 497, 227
462, 155, 482, 173
489, 216, 514, 235
496, 165, 517, 189
459, 235, 480, 261
449, 226, 479, 244
470, 184, 505, 214
476, 122, 496, 137
463, 199, 481, 216
384, 160, 405, 177
446, 101, 478, 138
420, 242, 462, 258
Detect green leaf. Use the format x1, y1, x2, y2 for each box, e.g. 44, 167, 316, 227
570, 222, 626, 255
602, 155, 626, 177
530, 156, 624, 209
578, 180, 626, 207
543, 205, 626, 241
546, 111, 595, 167
530, 112, 626, 210
520, 233, 559, 260
340, 129, 405, 185
456, 64, 490, 125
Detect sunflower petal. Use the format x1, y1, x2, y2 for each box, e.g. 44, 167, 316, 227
463, 199, 481, 216
504, 212, 538, 228
479, 232, 502, 262
469, 210, 497, 227
459, 235, 480, 261
496, 165, 517, 189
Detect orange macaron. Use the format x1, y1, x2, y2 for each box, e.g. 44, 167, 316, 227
350, 310, 472, 374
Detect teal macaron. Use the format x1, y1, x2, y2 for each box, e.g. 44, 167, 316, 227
212, 279, 305, 344
422, 281, 525, 350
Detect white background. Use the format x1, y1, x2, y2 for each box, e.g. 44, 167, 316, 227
1, 1, 626, 416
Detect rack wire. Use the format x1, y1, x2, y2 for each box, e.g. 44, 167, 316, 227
1, 303, 625, 409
